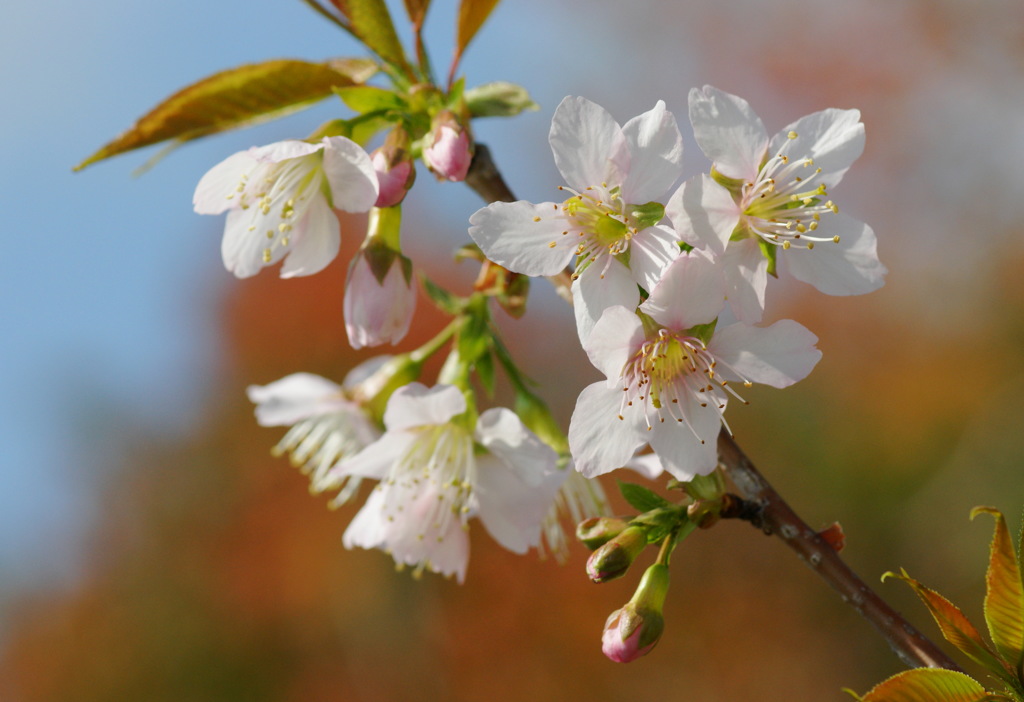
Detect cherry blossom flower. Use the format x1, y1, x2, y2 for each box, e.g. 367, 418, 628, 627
667, 86, 886, 322
344, 245, 416, 349
568, 252, 821, 481
246, 364, 383, 504
423, 111, 472, 182
334, 383, 565, 582
469, 96, 684, 341
194, 136, 378, 278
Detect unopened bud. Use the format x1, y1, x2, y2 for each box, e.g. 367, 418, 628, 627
371, 129, 416, 207
586, 525, 647, 583
601, 564, 670, 663
576, 517, 630, 550
423, 111, 472, 182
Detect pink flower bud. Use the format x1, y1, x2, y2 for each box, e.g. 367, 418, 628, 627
344, 245, 416, 349
601, 564, 670, 663
424, 111, 472, 182
372, 150, 416, 207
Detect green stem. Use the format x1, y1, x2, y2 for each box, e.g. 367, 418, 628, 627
410, 317, 460, 365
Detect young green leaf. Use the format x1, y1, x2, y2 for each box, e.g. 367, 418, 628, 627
851, 667, 1002, 702
618, 481, 671, 513
421, 276, 462, 315
330, 0, 411, 73
971, 506, 1024, 667
333, 85, 407, 113
884, 570, 1015, 683
75, 58, 377, 171
465, 82, 539, 118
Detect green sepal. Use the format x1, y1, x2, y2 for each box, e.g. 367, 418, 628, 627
474, 348, 495, 396
455, 307, 493, 368
619, 481, 671, 513
446, 77, 466, 109
465, 81, 539, 118
628, 201, 666, 230
421, 276, 462, 315
685, 318, 718, 347
709, 166, 745, 195
631, 508, 687, 545
333, 85, 407, 113
758, 237, 779, 277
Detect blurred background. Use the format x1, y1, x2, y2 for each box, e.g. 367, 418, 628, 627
3, 0, 1024, 699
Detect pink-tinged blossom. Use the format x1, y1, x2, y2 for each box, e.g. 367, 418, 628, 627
667, 86, 886, 322
371, 149, 416, 207
246, 364, 383, 503
344, 247, 416, 349
423, 111, 472, 182
194, 136, 378, 278
469, 97, 685, 341
334, 383, 565, 582
602, 564, 670, 663
568, 252, 821, 481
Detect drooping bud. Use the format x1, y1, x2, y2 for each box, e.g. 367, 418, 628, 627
344, 207, 416, 349
423, 110, 472, 182
577, 517, 630, 550
371, 128, 416, 207
601, 564, 670, 663
586, 525, 647, 583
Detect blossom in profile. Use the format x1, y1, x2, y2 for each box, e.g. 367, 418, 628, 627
602, 564, 670, 663
423, 111, 472, 182
344, 244, 416, 349
469, 96, 685, 341
667, 86, 885, 322
193, 136, 378, 278
568, 251, 821, 481
334, 383, 565, 582
246, 365, 383, 504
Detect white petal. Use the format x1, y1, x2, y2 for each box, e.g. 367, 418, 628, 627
640, 250, 725, 330
782, 215, 886, 295
249, 139, 323, 163
769, 108, 864, 189
666, 175, 740, 256
383, 383, 466, 431
247, 373, 345, 426
342, 355, 393, 390
342, 486, 390, 549
336, 432, 413, 479
572, 260, 639, 344
549, 96, 629, 190
193, 150, 257, 215
628, 224, 681, 293
647, 394, 721, 481
689, 86, 768, 182
474, 453, 564, 554
468, 201, 575, 276
723, 238, 768, 323
344, 255, 415, 349
279, 196, 341, 278
221, 208, 274, 278
582, 305, 644, 384
475, 408, 557, 487
623, 452, 665, 480
568, 383, 646, 478
620, 100, 684, 203
321, 136, 379, 212
708, 320, 822, 389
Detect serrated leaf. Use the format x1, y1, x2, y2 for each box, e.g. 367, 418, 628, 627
331, 0, 410, 72
971, 506, 1024, 666
455, 0, 501, 61
885, 570, 1014, 681
334, 85, 406, 113
75, 58, 377, 171
465, 81, 539, 118
856, 668, 998, 702
618, 481, 671, 513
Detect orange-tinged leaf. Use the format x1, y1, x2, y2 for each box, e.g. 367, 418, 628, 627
884, 570, 1013, 681
856, 668, 1000, 702
75, 58, 378, 171
403, 0, 432, 27
971, 506, 1024, 666
455, 0, 501, 58
332, 0, 410, 71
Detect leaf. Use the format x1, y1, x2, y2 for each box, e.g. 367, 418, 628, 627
618, 481, 671, 513
402, 0, 432, 27
971, 506, 1024, 666
855, 668, 1000, 702
331, 0, 410, 72
421, 276, 461, 315
333, 85, 406, 113
455, 0, 501, 62
75, 58, 377, 171
884, 570, 1015, 682
465, 82, 539, 118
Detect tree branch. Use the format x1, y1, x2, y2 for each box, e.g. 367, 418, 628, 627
463, 141, 961, 672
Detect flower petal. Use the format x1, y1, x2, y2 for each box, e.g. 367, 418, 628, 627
193, 150, 256, 215
572, 259, 639, 343
247, 372, 346, 426
628, 224, 681, 293
249, 139, 323, 163
623, 452, 665, 480
321, 136, 379, 212
709, 319, 822, 389
620, 100, 684, 203
475, 408, 558, 487
569, 383, 646, 478
769, 108, 864, 189
723, 237, 768, 323
689, 86, 768, 182
782, 214, 886, 295
640, 249, 725, 330
383, 383, 466, 431
647, 393, 721, 481
549, 96, 629, 190
335, 432, 413, 480
279, 196, 341, 278
582, 305, 644, 384
474, 453, 564, 554
666, 174, 740, 256
468, 201, 575, 276
221, 208, 274, 278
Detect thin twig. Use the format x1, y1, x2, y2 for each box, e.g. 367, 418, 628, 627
463, 141, 962, 672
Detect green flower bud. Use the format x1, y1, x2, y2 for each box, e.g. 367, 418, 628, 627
576, 517, 630, 550
586, 525, 647, 583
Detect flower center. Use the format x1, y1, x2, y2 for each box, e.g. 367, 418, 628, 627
739, 132, 842, 251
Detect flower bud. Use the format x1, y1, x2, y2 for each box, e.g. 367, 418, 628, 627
576, 517, 630, 550
586, 525, 647, 583
423, 110, 472, 182
601, 564, 670, 663
371, 129, 416, 207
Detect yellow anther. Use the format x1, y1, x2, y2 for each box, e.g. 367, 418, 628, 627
533, 216, 541, 222
548, 242, 557, 248
262, 248, 272, 263
787, 130, 798, 139
782, 240, 791, 250
807, 242, 815, 250
281, 236, 290, 246
832, 235, 841, 243
808, 221, 818, 231
266, 230, 274, 239
795, 223, 807, 233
